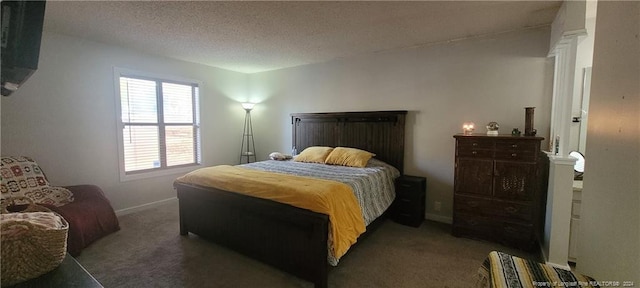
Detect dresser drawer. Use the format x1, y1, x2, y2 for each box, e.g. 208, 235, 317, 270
493, 200, 533, 223
497, 222, 535, 250
457, 149, 494, 158
457, 138, 494, 149
494, 140, 538, 161
457, 138, 495, 158
501, 222, 533, 239
495, 140, 538, 151
453, 214, 495, 239
494, 150, 537, 161
454, 195, 493, 217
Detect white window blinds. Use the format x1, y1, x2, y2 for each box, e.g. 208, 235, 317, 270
118, 75, 200, 176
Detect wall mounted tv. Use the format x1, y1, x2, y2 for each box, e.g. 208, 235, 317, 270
1, 0, 46, 96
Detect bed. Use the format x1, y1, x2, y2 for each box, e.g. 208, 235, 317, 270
174, 110, 407, 288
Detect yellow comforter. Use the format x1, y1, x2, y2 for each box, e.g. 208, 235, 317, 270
175, 165, 366, 259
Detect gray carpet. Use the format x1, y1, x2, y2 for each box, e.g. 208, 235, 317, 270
76, 200, 537, 288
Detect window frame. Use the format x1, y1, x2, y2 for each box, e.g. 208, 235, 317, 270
114, 67, 202, 182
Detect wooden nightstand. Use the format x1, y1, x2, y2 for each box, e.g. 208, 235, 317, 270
391, 175, 426, 227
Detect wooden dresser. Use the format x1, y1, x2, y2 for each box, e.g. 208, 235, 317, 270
452, 134, 548, 251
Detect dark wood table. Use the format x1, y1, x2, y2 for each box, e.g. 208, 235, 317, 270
8, 253, 102, 288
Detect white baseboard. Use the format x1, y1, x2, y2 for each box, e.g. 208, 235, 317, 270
425, 213, 453, 224
115, 197, 178, 216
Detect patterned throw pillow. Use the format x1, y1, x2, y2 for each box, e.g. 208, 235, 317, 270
0, 156, 74, 207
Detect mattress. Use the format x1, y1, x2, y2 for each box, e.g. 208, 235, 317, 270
241, 158, 400, 226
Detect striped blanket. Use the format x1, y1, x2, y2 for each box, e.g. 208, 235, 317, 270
477, 251, 599, 288
241, 158, 399, 226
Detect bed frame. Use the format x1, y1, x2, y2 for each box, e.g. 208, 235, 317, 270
175, 110, 407, 288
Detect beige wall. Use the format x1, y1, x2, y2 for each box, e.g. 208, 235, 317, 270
1, 27, 555, 223
248, 27, 554, 222
578, 1, 640, 283
1, 32, 248, 212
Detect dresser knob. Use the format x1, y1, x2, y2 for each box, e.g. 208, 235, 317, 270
511, 153, 517, 157
511, 144, 518, 148
472, 151, 478, 155
472, 143, 478, 146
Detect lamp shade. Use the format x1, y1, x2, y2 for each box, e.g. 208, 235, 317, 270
241, 102, 255, 111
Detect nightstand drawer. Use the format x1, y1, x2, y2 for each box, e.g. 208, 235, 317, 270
394, 194, 419, 206
393, 210, 424, 227
396, 179, 422, 193
393, 196, 423, 215
396, 188, 423, 202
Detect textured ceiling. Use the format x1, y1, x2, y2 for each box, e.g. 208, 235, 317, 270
43, 1, 561, 74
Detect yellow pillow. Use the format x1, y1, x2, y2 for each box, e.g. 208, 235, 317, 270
324, 147, 376, 168
294, 146, 334, 163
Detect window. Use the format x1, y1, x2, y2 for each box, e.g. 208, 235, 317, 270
115, 68, 201, 180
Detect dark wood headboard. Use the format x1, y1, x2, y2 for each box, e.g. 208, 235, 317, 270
291, 111, 407, 174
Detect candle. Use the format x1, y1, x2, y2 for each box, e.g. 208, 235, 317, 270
462, 122, 475, 135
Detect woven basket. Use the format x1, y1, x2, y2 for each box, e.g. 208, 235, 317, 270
1, 197, 69, 287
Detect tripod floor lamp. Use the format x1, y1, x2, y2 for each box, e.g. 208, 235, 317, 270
239, 102, 256, 164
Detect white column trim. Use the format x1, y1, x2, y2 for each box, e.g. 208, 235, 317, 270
544, 30, 583, 266
549, 35, 580, 157
544, 154, 576, 268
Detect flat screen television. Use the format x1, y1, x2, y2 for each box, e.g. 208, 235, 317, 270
1, 0, 46, 96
